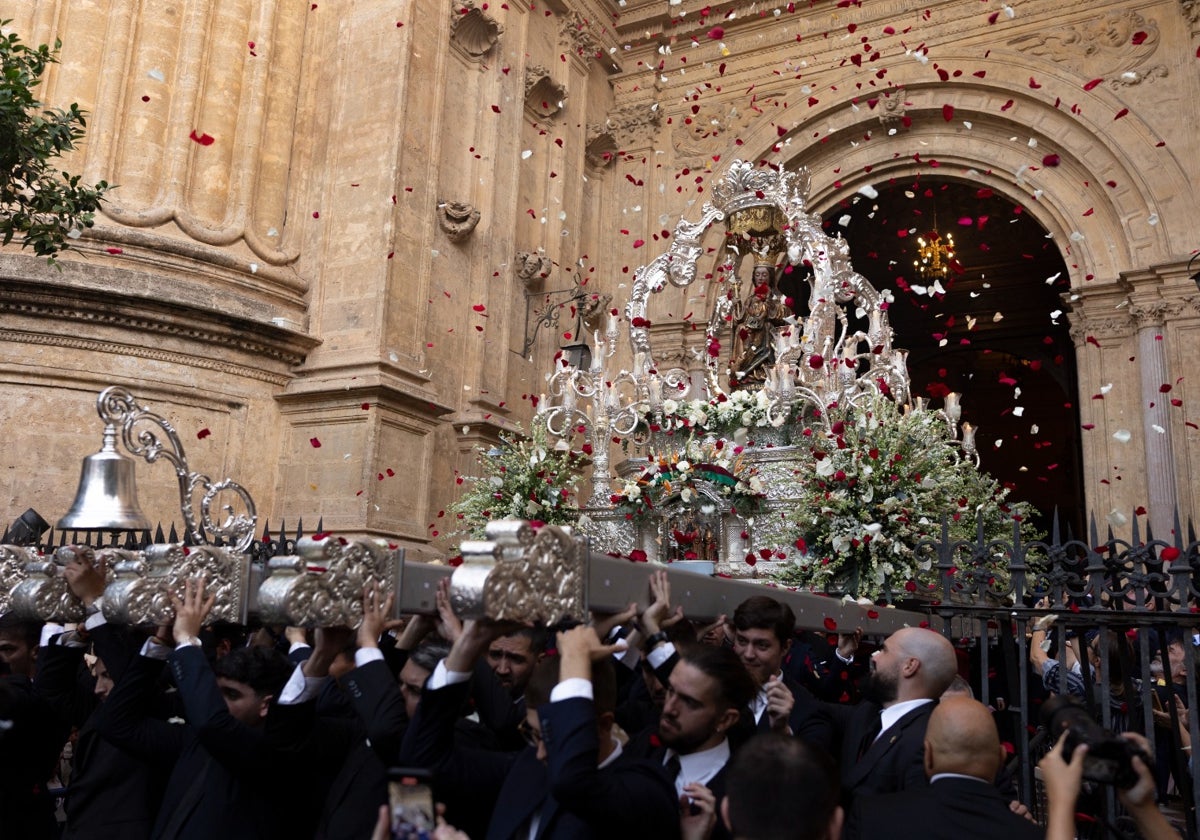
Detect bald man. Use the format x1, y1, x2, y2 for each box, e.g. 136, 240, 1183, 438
827, 627, 959, 808
846, 697, 1043, 840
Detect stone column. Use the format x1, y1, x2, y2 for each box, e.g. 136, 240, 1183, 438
1130, 298, 1179, 539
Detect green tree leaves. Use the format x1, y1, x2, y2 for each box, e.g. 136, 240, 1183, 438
0, 22, 109, 262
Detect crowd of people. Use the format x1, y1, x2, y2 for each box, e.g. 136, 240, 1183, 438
0, 554, 1186, 839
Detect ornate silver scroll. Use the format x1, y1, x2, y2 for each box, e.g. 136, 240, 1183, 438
255, 535, 404, 627
449, 520, 586, 625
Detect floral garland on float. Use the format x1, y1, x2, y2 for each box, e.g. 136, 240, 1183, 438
449, 423, 590, 540
609, 440, 766, 522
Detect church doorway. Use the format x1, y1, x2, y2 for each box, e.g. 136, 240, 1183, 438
819, 176, 1085, 537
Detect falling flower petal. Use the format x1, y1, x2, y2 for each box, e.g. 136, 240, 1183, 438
189, 130, 215, 145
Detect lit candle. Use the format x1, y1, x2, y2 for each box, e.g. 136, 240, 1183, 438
944, 392, 961, 423
779, 362, 794, 398
869, 308, 883, 337
591, 332, 604, 373
961, 422, 976, 452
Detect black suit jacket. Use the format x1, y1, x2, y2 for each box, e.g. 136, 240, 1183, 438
734, 674, 834, 753
624, 726, 734, 840
400, 678, 680, 840
95, 647, 301, 840
848, 776, 1045, 840
0, 674, 70, 840
831, 699, 936, 807
36, 626, 166, 840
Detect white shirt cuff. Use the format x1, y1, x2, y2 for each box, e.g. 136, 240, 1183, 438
426, 659, 471, 690
140, 638, 171, 661
354, 647, 385, 668
835, 649, 854, 665
278, 663, 330, 705
39, 623, 66, 647
84, 610, 108, 631
550, 677, 593, 702
647, 641, 676, 670
289, 642, 312, 655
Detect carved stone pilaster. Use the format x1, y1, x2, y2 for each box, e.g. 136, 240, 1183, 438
449, 0, 503, 61
1129, 299, 1174, 327
524, 66, 567, 119
436, 200, 481, 242
1067, 315, 1133, 346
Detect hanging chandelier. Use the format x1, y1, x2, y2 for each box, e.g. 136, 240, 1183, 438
914, 230, 955, 279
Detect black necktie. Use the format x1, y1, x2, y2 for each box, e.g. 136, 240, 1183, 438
857, 715, 882, 760
664, 751, 682, 783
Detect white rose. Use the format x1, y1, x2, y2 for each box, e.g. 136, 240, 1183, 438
676, 460, 691, 472
662, 399, 679, 415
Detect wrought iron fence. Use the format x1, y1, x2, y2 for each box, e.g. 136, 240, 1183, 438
896, 510, 1200, 839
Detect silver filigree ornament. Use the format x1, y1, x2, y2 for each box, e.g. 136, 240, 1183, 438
255, 536, 404, 628
7, 546, 123, 622
102, 543, 248, 626
450, 520, 586, 626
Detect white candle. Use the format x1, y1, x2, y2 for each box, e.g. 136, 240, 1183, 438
648, 375, 663, 408
944, 392, 961, 423
961, 422, 976, 452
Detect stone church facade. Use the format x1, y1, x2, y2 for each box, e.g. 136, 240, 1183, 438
1, 0, 1197, 558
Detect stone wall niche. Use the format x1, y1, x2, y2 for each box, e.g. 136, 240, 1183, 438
449, 1, 503, 61
525, 66, 567, 119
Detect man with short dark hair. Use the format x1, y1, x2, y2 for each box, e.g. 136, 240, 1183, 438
637, 642, 757, 840
847, 697, 1043, 840
399, 619, 680, 838
721, 732, 843, 840
727, 595, 833, 750
0, 611, 42, 678
95, 577, 300, 839
641, 576, 831, 752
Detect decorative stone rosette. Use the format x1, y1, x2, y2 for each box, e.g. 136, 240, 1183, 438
255, 535, 403, 627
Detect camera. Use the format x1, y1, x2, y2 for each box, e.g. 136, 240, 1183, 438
1040, 695, 1149, 789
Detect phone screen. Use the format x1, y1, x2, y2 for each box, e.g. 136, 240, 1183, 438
388, 770, 435, 840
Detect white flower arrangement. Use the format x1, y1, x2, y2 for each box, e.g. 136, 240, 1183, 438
770, 395, 1040, 602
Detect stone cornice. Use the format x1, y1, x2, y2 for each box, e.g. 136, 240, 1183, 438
0, 277, 319, 375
